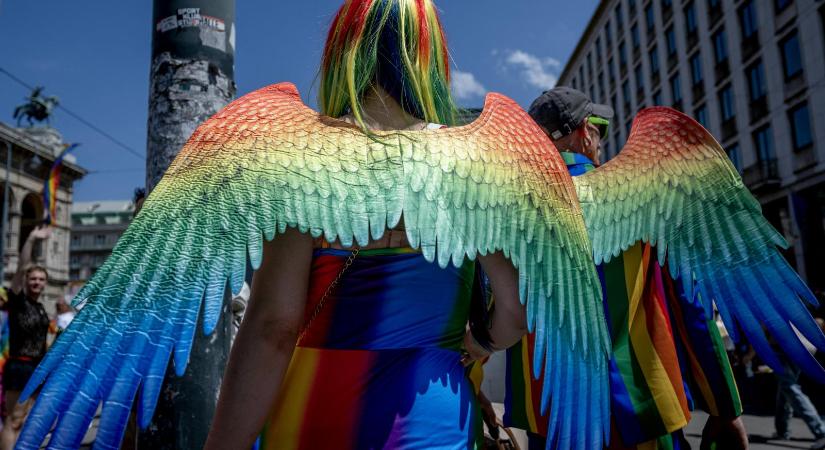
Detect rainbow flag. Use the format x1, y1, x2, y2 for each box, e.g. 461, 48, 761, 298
42, 143, 79, 225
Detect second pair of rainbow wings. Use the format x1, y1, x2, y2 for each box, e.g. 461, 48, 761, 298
18, 83, 825, 450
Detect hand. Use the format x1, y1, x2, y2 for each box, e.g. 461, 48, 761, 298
28, 225, 52, 241
461, 329, 491, 366
701, 416, 748, 450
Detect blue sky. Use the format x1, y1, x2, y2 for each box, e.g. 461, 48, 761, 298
0, 1, 597, 201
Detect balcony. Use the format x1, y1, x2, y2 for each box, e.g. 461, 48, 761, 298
692, 82, 705, 102
794, 145, 817, 172
784, 74, 807, 100
662, 5, 673, 23
686, 31, 699, 51
714, 60, 730, 83
741, 33, 760, 62
749, 97, 768, 123
708, 5, 723, 27
721, 118, 737, 141
775, 1, 797, 33
668, 54, 678, 72
743, 159, 780, 191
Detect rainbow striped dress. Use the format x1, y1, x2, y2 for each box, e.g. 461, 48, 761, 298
504, 153, 742, 449
259, 247, 482, 449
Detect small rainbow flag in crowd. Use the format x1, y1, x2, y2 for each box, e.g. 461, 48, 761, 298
42, 143, 79, 225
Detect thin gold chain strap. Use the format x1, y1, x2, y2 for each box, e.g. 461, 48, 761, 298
296, 247, 360, 345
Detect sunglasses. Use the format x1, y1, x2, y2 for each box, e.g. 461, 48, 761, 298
587, 116, 610, 139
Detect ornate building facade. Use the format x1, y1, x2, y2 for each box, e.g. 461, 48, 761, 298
0, 122, 86, 311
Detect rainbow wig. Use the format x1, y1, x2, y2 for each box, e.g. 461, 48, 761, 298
320, 0, 457, 126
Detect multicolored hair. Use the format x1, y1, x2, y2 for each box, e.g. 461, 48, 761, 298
320, 0, 457, 127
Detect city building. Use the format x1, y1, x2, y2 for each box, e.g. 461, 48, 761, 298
558, 0, 825, 292
69, 200, 135, 283
0, 122, 86, 309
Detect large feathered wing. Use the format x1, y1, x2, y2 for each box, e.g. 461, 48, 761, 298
19, 83, 609, 450
574, 106, 825, 383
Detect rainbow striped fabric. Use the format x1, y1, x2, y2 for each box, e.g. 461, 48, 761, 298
504, 154, 741, 448
42, 143, 78, 225
258, 248, 482, 449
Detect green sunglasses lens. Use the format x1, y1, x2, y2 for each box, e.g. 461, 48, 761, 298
588, 117, 610, 139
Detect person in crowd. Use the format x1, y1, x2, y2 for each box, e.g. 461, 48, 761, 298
0, 226, 51, 450
771, 324, 825, 448
502, 87, 748, 450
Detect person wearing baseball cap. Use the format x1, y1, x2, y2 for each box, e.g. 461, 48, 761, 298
528, 86, 613, 169
497, 87, 749, 450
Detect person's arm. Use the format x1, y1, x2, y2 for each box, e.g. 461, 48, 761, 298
465, 252, 526, 359
204, 227, 313, 449
11, 225, 51, 294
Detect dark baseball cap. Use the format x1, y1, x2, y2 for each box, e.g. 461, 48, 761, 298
528, 87, 614, 140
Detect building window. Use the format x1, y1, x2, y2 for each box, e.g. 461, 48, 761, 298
694, 104, 708, 127
690, 53, 703, 86
579, 66, 585, 85
754, 126, 775, 163
685, 2, 698, 34
622, 80, 631, 108
596, 37, 602, 62
628, 0, 636, 14
653, 90, 663, 105
615, 4, 624, 30
631, 24, 640, 50
708, 0, 722, 11
670, 74, 682, 103
788, 102, 813, 151
619, 41, 628, 67
605, 21, 612, 43
747, 60, 766, 101
625, 119, 633, 137
775, 0, 792, 13
739, 1, 758, 40
587, 52, 594, 78
598, 72, 605, 98
645, 4, 655, 32
726, 144, 742, 173
719, 85, 735, 122
95, 234, 105, 246
649, 46, 660, 75
666, 26, 677, 57
635, 65, 644, 93
780, 31, 803, 81
712, 29, 728, 64
608, 57, 616, 82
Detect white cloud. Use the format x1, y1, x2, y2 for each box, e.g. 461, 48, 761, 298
504, 50, 559, 90
451, 70, 487, 100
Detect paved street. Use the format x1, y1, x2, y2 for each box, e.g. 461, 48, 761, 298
685, 410, 823, 450
491, 404, 824, 449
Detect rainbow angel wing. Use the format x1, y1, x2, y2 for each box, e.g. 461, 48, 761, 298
19, 83, 610, 450
574, 106, 825, 382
